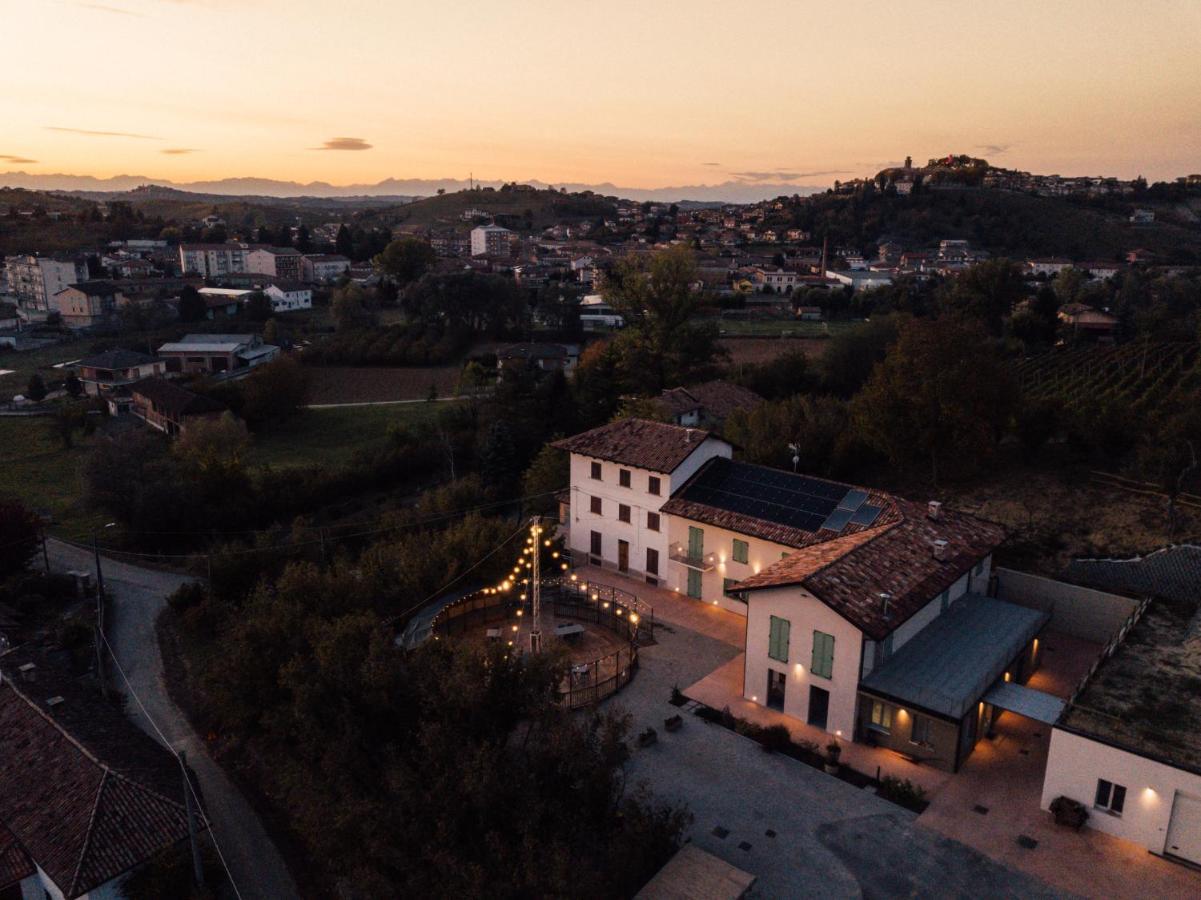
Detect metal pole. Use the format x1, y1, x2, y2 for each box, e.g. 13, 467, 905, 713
529, 518, 542, 654
93, 531, 106, 690
180, 752, 205, 888
40, 528, 49, 574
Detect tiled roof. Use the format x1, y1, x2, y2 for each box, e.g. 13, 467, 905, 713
0, 825, 33, 890
733, 498, 1005, 640
78, 349, 157, 370
129, 378, 225, 418
551, 418, 720, 473
0, 651, 196, 898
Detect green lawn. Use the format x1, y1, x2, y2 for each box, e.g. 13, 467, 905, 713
245, 401, 454, 471
712, 318, 861, 338
0, 416, 107, 535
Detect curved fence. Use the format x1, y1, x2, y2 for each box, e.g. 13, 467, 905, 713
430, 575, 652, 708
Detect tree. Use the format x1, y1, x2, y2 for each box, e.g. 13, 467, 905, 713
24, 373, 46, 402
724, 394, 857, 477
374, 237, 436, 286
521, 444, 569, 513
295, 223, 311, 252
330, 283, 378, 332
820, 316, 900, 396
178, 285, 207, 323
242, 292, 273, 323
54, 402, 87, 449
479, 419, 518, 489
335, 224, 354, 258
0, 500, 40, 579
938, 258, 1025, 335
852, 318, 1016, 483
240, 356, 310, 429
64, 372, 83, 398
174, 412, 249, 475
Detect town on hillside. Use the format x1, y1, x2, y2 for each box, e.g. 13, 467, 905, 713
2, 155, 1201, 900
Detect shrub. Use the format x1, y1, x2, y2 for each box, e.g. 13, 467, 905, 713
878, 775, 927, 809
760, 723, 792, 753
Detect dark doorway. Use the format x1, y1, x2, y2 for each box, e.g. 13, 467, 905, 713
766, 670, 786, 711
617, 540, 629, 573
807, 685, 829, 730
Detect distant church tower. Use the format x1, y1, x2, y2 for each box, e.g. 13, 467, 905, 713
904, 155, 912, 170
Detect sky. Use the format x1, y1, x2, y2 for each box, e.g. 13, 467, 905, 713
1, 0, 1199, 189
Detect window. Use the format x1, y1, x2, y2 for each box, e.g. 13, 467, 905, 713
768, 616, 790, 663
646, 548, 659, 575
619, 469, 631, 488
590, 531, 602, 557
811, 631, 835, 679
910, 714, 932, 746
647, 511, 661, 532
648, 476, 661, 496
618, 504, 631, 523
1095, 779, 1126, 816
723, 578, 745, 602
732, 539, 749, 564
590, 496, 602, 515
590, 461, 602, 480
869, 701, 892, 733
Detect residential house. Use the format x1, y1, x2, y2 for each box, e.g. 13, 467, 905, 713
157, 333, 279, 375
796, 306, 823, 321
129, 377, 226, 436
653, 381, 763, 428
52, 281, 126, 329
3, 255, 88, 311
753, 268, 798, 293
1040, 547, 1201, 866
1058, 303, 1119, 339
496, 342, 578, 375
551, 419, 733, 587
178, 243, 247, 278
0, 648, 199, 900
470, 225, 515, 257
1128, 209, 1156, 225
247, 247, 303, 281
1083, 261, 1123, 281
1028, 258, 1074, 277
76, 349, 164, 396
300, 253, 351, 283
825, 270, 893, 291
265, 282, 313, 313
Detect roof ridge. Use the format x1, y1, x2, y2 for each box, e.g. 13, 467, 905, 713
69, 770, 110, 895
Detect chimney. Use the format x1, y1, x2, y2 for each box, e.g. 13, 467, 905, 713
927, 500, 942, 520
685, 428, 696, 443
878, 592, 892, 617
932, 539, 949, 561
46, 696, 65, 710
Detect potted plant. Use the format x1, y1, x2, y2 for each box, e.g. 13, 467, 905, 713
1050, 796, 1089, 830
824, 740, 842, 774
664, 714, 683, 732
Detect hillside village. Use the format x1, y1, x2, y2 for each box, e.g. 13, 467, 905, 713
1, 158, 1201, 899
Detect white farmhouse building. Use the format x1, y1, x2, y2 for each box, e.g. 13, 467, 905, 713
556, 418, 1051, 771
265, 282, 313, 312
552, 419, 731, 587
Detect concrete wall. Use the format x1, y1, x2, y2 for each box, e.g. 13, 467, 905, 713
855, 697, 960, 771
744, 584, 863, 738
995, 568, 1136, 643
1042, 728, 1201, 862
665, 516, 791, 615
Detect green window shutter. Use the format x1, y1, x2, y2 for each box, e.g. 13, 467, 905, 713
732, 539, 748, 564
768, 616, 790, 662
812, 631, 834, 678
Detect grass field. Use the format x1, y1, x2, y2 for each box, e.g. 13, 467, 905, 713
306, 365, 465, 404
0, 416, 107, 534
245, 401, 456, 470
713, 318, 860, 338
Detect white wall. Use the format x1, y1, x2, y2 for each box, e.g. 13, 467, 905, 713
743, 584, 864, 738
1042, 728, 1201, 861
664, 516, 790, 615
996, 567, 1136, 643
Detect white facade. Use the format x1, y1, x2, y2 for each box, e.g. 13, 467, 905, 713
1042, 729, 1201, 866
179, 244, 247, 278
3, 255, 87, 310
301, 254, 351, 283
471, 225, 514, 257
265, 284, 313, 312
565, 437, 730, 584
664, 516, 790, 615
743, 585, 865, 739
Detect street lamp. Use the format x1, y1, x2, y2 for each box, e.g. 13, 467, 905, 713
93, 522, 115, 689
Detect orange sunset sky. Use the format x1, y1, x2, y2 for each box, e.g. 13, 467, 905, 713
1, 0, 1199, 188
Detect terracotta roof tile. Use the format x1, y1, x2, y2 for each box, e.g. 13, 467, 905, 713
0, 825, 33, 890
551, 418, 720, 473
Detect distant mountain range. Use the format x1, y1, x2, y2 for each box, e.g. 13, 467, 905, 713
0, 171, 826, 204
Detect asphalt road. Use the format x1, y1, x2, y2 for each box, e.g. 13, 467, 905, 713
47, 539, 301, 900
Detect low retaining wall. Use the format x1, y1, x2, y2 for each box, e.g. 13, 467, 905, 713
995, 568, 1137, 643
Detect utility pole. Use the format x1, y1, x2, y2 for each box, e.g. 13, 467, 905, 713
40, 527, 49, 574
529, 519, 542, 654
180, 752, 205, 889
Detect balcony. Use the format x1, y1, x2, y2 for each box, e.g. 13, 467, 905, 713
668, 544, 715, 571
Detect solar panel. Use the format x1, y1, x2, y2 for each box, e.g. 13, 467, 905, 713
820, 508, 855, 532
838, 490, 868, 512
850, 504, 882, 526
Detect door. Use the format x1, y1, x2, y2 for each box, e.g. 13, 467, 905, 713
618, 540, 629, 573
808, 686, 829, 730
1166, 792, 1201, 865
766, 670, 786, 711
687, 526, 703, 560
686, 569, 702, 599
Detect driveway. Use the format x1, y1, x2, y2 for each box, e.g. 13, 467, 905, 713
608, 617, 1067, 898
46, 539, 300, 900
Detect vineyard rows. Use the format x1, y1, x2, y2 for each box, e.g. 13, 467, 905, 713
1015, 342, 1201, 413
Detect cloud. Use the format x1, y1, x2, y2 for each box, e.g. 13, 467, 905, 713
976, 143, 1012, 157
74, 3, 146, 15
0, 154, 37, 164
312, 137, 373, 151
730, 169, 849, 182
161, 148, 200, 155
46, 126, 161, 140
702, 162, 722, 167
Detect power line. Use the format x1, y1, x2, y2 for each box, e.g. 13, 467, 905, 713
97, 630, 244, 900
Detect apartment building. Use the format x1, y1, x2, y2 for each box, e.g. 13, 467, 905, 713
470, 224, 515, 257
301, 253, 351, 283
247, 246, 303, 281
179, 243, 248, 277
3, 254, 88, 310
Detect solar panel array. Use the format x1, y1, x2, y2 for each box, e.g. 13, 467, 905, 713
679, 459, 858, 535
